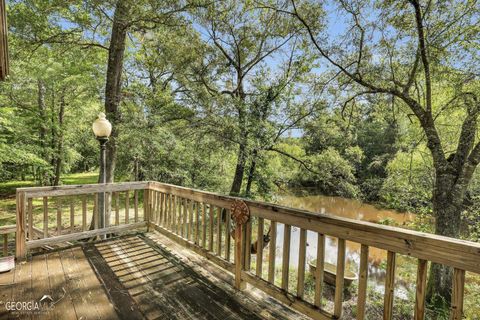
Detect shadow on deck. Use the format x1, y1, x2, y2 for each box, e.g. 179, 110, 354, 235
0, 232, 304, 320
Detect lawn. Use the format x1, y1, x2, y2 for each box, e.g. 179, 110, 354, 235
0, 172, 99, 226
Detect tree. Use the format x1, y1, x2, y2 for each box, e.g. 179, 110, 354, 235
187, 0, 317, 197
268, 0, 480, 304
1, 1, 105, 184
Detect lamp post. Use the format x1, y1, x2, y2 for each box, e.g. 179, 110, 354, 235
92, 113, 112, 233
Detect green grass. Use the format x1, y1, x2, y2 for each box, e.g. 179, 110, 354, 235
59, 172, 99, 185
0, 172, 100, 226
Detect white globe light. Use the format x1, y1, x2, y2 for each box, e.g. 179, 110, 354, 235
92, 112, 112, 138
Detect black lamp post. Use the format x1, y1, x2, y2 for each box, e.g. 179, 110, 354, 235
92, 113, 112, 233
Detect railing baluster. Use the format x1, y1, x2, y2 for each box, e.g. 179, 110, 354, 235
172, 195, 176, 232
81, 196, 87, 232
170, 194, 174, 230
314, 233, 325, 308
179, 196, 184, 234
414, 259, 427, 320
70, 201, 74, 233
225, 209, 231, 260
159, 192, 163, 226
267, 221, 276, 283
178, 198, 185, 238
357, 244, 369, 320
334, 238, 346, 318
177, 197, 182, 237
57, 198, 63, 235
182, 198, 187, 237
134, 190, 139, 223
209, 205, 214, 251
166, 194, 171, 229
106, 192, 111, 227
155, 192, 159, 225
281, 224, 291, 291
115, 192, 119, 226
451, 268, 465, 320
162, 192, 167, 227
173, 195, 178, 233
195, 202, 200, 245
175, 196, 180, 234
43, 197, 49, 237
245, 219, 251, 271
216, 206, 222, 255
160, 193, 164, 226
297, 228, 307, 298
384, 251, 396, 320
189, 200, 194, 240
256, 217, 264, 277
28, 198, 33, 240
152, 191, 157, 225
125, 191, 130, 224
94, 194, 98, 229
202, 203, 207, 248
147, 190, 151, 224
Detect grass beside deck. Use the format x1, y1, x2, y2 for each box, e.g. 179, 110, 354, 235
0, 172, 99, 227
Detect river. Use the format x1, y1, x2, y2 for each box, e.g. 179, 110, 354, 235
274, 194, 417, 297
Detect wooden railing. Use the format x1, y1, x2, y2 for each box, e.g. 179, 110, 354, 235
15, 181, 480, 319
15, 182, 149, 258
147, 181, 480, 320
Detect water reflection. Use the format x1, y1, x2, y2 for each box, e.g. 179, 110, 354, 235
274, 194, 416, 296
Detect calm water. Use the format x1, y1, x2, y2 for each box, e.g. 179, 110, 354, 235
274, 194, 417, 296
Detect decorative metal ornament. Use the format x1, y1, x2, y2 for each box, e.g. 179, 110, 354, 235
230, 199, 250, 225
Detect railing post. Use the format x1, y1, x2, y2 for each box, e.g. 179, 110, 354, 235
15, 190, 26, 260
234, 223, 245, 290
231, 200, 249, 290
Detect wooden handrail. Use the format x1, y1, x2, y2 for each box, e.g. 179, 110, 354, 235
15, 182, 150, 260
15, 181, 480, 320
149, 181, 480, 273
16, 181, 148, 197
148, 181, 479, 320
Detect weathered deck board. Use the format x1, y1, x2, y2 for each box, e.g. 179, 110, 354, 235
0, 249, 116, 320
146, 231, 310, 320
46, 251, 78, 320
2, 232, 307, 320
91, 235, 262, 320
11, 254, 32, 319
0, 259, 15, 319
30, 254, 52, 320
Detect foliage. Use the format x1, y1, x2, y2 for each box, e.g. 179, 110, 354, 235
297, 147, 359, 197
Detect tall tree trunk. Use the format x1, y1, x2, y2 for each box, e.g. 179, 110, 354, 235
229, 136, 247, 196
244, 149, 258, 198
427, 172, 464, 305
37, 79, 48, 185
49, 90, 56, 185
103, 0, 130, 184
53, 91, 65, 186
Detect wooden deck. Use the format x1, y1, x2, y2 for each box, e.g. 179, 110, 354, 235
0, 233, 302, 320
0, 245, 117, 319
